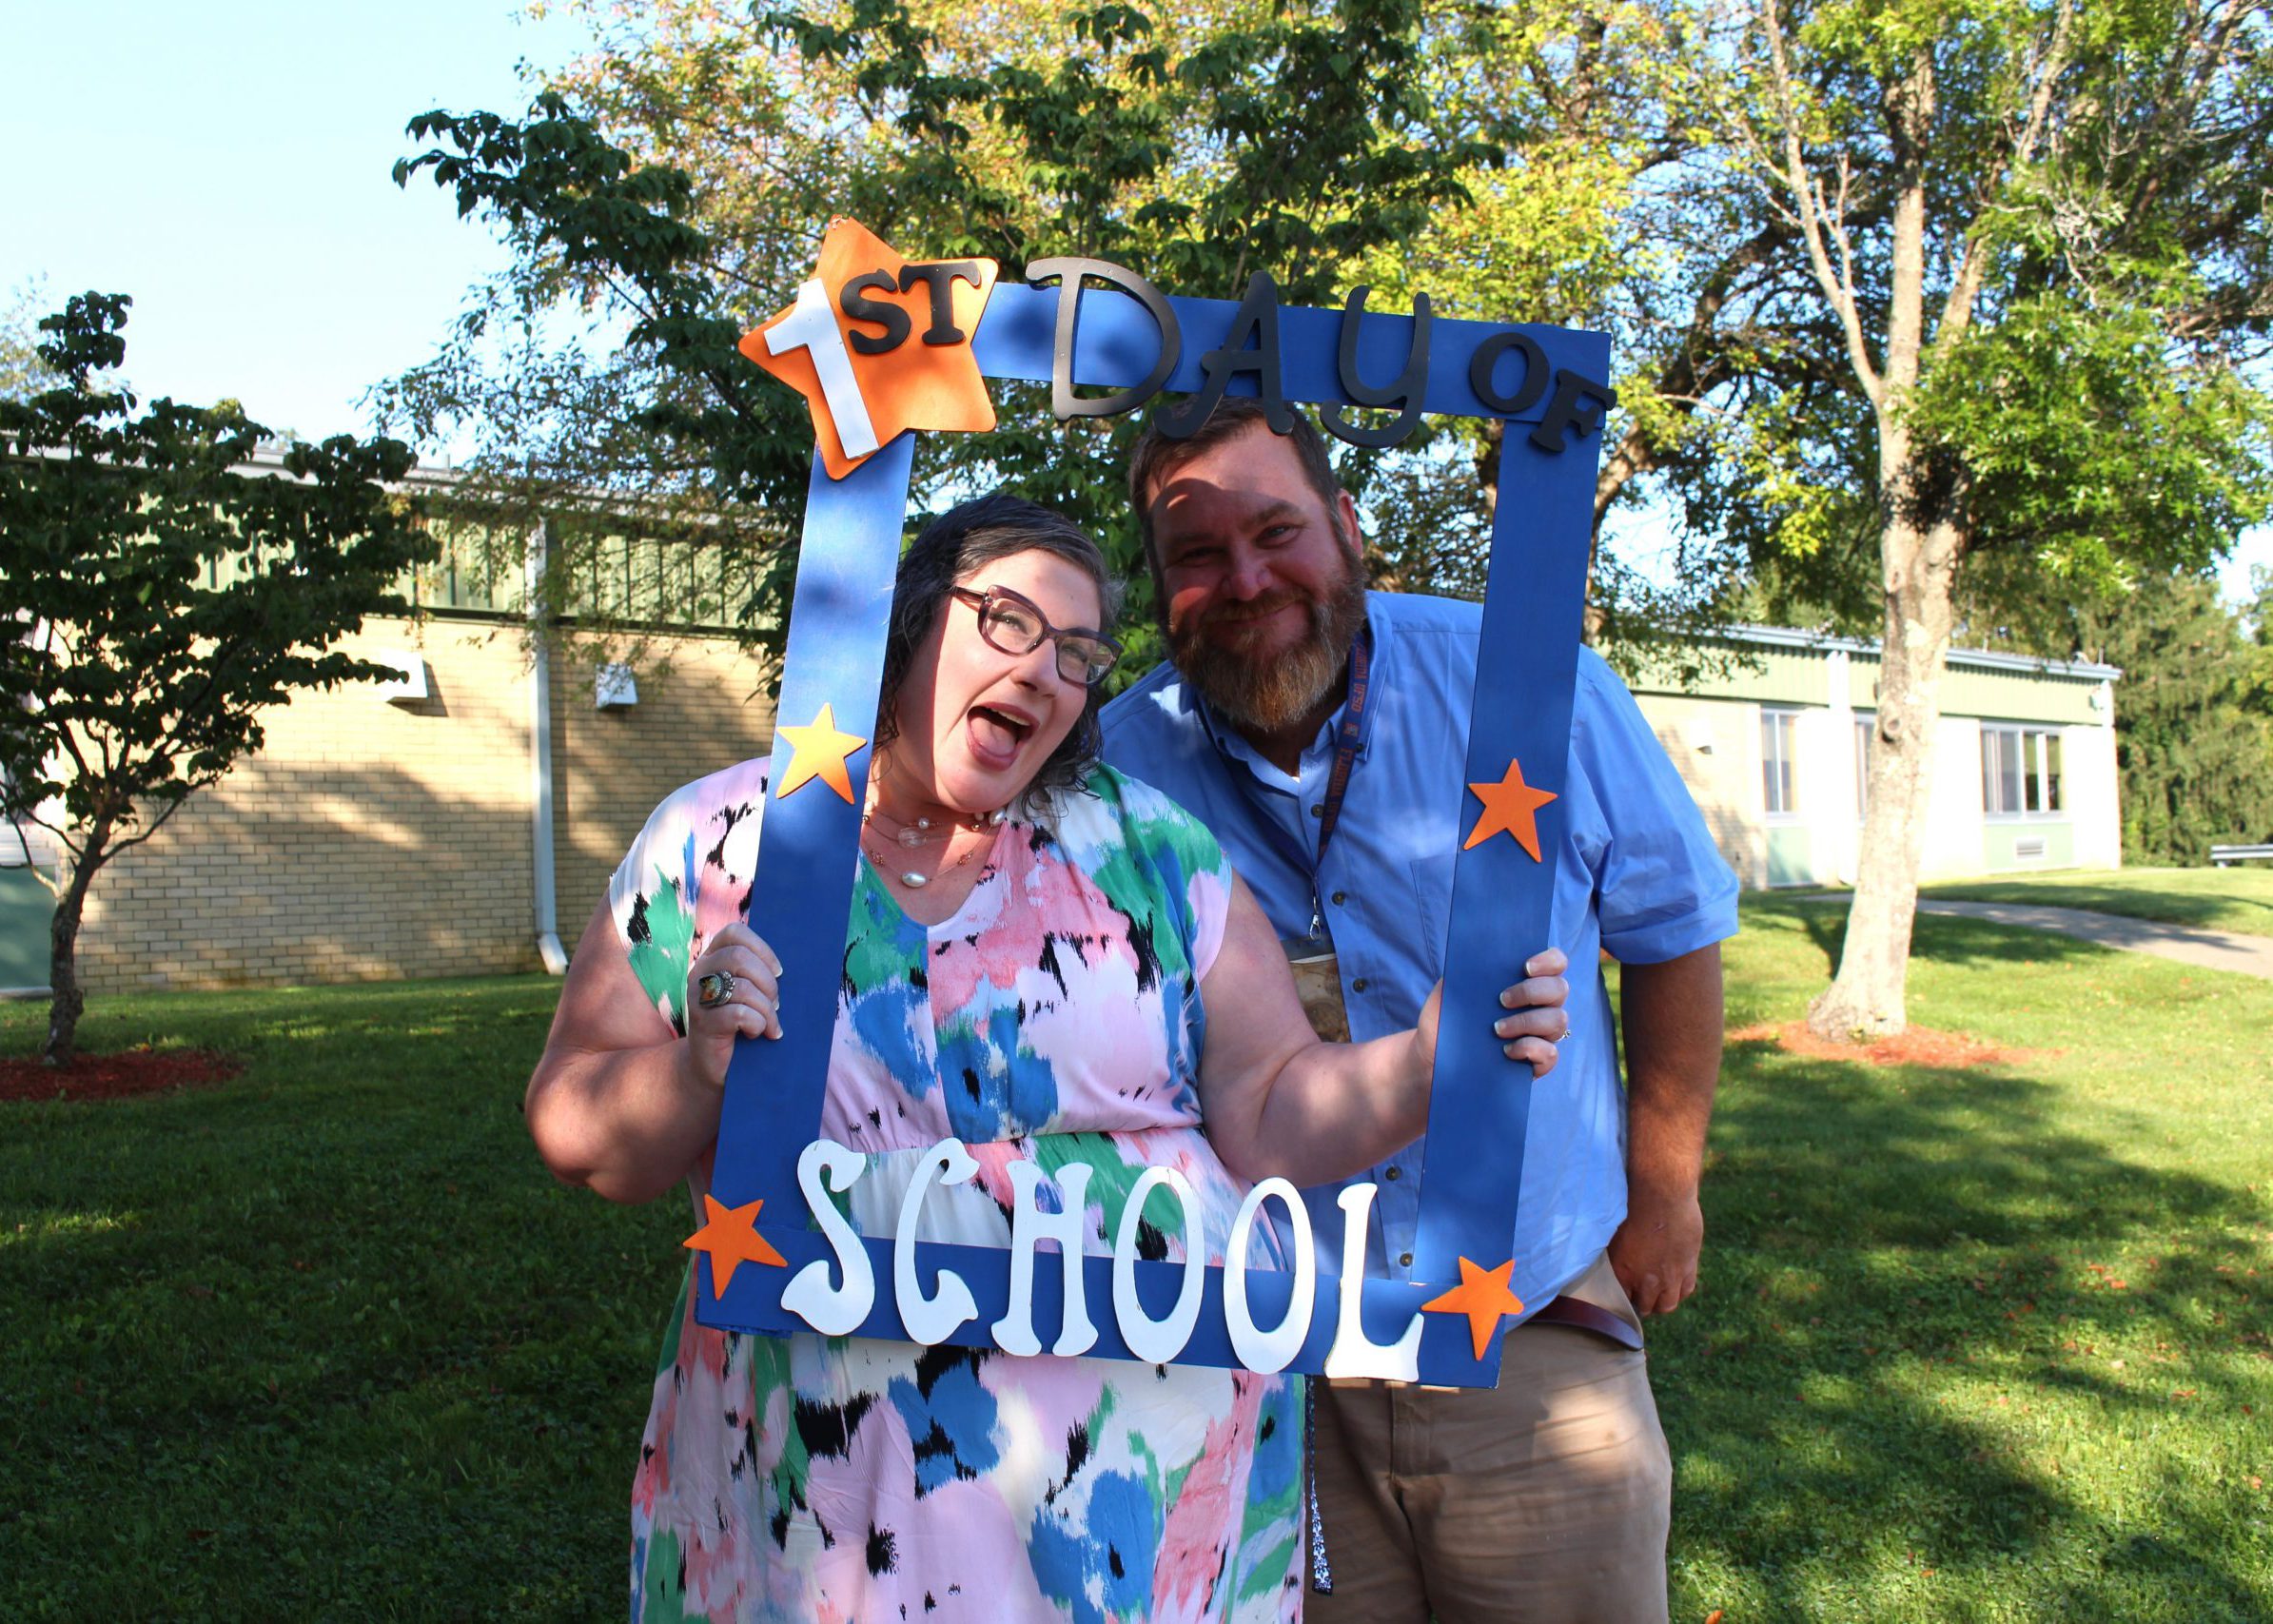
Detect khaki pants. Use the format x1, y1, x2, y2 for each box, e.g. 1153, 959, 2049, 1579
1306, 1253, 1672, 1623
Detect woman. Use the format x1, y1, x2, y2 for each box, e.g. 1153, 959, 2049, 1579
526, 494, 1570, 1623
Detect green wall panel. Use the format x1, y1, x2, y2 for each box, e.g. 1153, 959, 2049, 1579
0, 866, 52, 990
1767, 825, 1815, 888
1981, 821, 2075, 872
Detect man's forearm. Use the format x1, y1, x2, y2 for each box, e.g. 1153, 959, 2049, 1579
1609, 942, 1724, 1315
1619, 943, 1724, 1188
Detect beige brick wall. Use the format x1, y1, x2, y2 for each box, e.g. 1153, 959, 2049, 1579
71, 618, 776, 994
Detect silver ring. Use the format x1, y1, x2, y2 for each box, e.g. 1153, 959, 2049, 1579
696, 969, 736, 1008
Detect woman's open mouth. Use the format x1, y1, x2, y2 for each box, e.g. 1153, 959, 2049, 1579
967, 703, 1034, 768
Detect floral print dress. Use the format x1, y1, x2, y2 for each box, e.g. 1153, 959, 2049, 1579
609, 760, 1305, 1624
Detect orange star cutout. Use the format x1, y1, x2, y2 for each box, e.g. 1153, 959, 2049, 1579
774, 702, 866, 803
1421, 1256, 1528, 1360
1463, 757, 1559, 861
741, 217, 999, 479
683, 1194, 788, 1296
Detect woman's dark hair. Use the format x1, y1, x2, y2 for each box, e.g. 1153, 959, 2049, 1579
872, 491, 1125, 810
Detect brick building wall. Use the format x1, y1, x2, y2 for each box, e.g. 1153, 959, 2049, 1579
69, 617, 775, 995
548, 636, 777, 933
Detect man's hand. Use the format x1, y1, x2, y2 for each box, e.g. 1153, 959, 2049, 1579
1609, 1180, 1704, 1316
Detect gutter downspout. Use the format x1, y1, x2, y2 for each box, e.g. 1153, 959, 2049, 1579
528, 519, 570, 975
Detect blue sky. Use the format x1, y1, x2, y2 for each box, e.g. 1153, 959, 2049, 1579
6, 0, 2264, 606
1, 0, 589, 444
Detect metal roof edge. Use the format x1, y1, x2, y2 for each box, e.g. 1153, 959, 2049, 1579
1712, 623, 2121, 682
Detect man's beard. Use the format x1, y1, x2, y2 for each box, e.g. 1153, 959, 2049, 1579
1168, 553, 1369, 735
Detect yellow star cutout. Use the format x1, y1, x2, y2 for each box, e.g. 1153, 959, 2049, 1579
741, 217, 999, 479
684, 1194, 788, 1296
1421, 1256, 1528, 1360
1463, 756, 1559, 861
774, 701, 866, 803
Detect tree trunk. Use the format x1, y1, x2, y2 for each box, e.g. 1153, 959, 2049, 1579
42, 832, 107, 1068
1807, 499, 1962, 1039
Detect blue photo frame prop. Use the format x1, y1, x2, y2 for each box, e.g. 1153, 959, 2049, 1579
699, 241, 1609, 1388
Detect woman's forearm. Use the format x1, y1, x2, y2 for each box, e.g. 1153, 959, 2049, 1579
524, 904, 727, 1205
527, 1037, 721, 1205
1225, 1024, 1433, 1186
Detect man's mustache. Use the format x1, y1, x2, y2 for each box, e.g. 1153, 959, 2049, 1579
1194, 588, 1310, 630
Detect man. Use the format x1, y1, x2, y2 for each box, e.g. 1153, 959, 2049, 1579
1100, 400, 1735, 1623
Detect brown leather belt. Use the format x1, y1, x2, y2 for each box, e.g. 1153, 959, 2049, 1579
1526, 1293, 1643, 1350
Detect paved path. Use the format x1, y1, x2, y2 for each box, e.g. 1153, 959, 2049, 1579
1799, 895, 2273, 980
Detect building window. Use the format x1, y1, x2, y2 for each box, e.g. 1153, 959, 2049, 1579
1761, 708, 1799, 815
1981, 724, 2064, 816
1854, 713, 1874, 818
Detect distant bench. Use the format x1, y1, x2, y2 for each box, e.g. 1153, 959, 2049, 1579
2210, 844, 2273, 867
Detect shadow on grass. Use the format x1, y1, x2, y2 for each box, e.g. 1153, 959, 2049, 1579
1657, 911, 2271, 1621
0, 977, 677, 1616
1787, 893, 2122, 978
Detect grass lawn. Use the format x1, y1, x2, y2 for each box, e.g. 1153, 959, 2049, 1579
1643, 898, 2272, 1621
4, 903, 2269, 1619
1921, 865, 2273, 938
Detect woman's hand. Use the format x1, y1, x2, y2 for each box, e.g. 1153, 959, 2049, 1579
1414, 946, 1573, 1084
681, 922, 785, 1090
1493, 947, 1571, 1077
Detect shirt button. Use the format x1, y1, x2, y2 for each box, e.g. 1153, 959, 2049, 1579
1352, 977, 1369, 992
1399, 1252, 1414, 1268
1384, 1165, 1401, 1182
1331, 890, 1346, 905
1310, 803, 1324, 818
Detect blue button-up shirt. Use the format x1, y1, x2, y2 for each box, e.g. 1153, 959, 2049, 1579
1100, 591, 1738, 1312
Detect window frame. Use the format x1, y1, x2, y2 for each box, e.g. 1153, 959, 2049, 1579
1980, 723, 2067, 820
1760, 706, 1801, 820
1853, 711, 1874, 821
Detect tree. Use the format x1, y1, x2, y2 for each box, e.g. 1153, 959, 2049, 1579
2244, 564, 2273, 718
2078, 571, 2273, 863
386, 0, 1680, 676
1, 276, 61, 401
1686, 0, 2273, 1037
0, 295, 437, 1066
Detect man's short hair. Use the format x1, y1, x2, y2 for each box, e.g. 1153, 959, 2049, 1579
1126, 399, 1343, 562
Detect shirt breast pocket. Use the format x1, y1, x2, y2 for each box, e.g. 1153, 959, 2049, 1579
1406, 851, 1458, 979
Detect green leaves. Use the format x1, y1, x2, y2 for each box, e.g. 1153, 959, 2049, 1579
1913, 285, 2273, 596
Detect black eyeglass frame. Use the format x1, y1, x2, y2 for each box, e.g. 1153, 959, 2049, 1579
947, 584, 1123, 687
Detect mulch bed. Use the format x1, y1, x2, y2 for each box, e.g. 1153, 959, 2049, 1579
0, 1047, 244, 1103
1726, 1020, 2041, 1070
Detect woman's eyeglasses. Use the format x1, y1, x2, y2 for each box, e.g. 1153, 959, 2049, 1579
950, 585, 1122, 687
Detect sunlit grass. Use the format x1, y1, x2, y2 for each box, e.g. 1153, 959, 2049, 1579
1921, 865, 2273, 938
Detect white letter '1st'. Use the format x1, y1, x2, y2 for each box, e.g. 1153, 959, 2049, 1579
765, 279, 881, 460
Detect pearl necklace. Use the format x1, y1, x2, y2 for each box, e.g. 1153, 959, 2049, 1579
863, 805, 1002, 850
861, 808, 1007, 889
